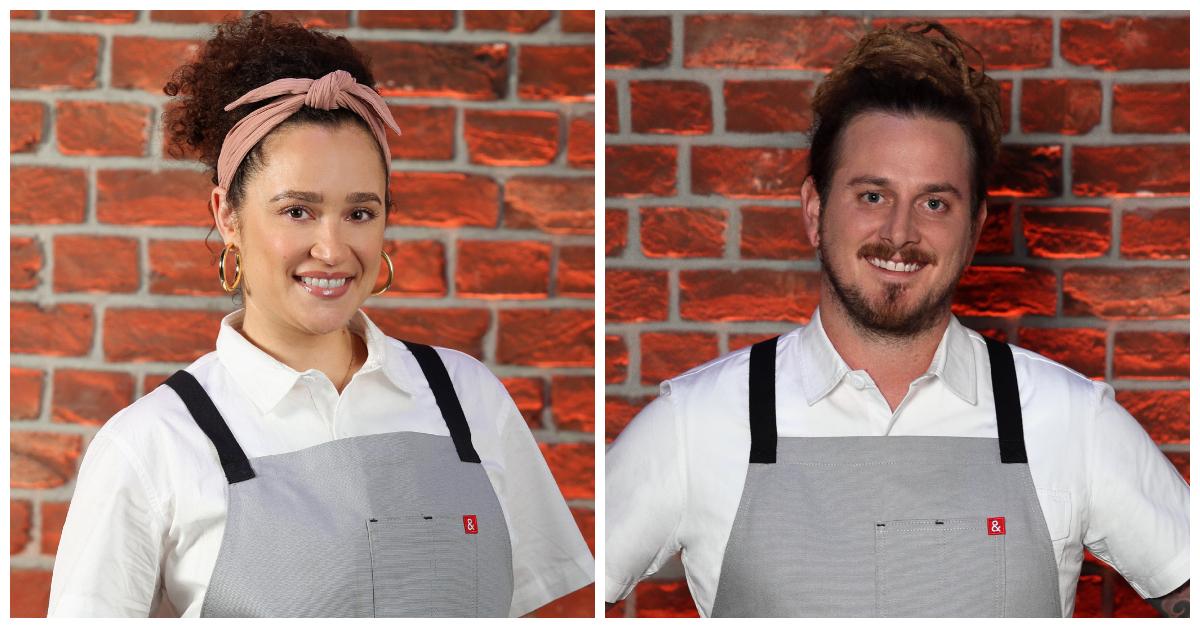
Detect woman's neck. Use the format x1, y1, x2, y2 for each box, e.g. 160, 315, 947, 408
238, 304, 364, 392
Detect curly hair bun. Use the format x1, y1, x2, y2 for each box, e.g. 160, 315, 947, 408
814, 21, 1003, 163
162, 12, 377, 184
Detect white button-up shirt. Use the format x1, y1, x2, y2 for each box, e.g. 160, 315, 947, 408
606, 309, 1188, 617
49, 309, 594, 617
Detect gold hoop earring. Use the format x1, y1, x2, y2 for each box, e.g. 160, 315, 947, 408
372, 250, 393, 296
219, 244, 242, 293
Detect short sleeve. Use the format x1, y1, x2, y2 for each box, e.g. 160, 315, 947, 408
604, 394, 687, 603
47, 433, 166, 617
1082, 383, 1190, 598
492, 390, 595, 617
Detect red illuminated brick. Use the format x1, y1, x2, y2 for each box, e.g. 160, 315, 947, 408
12, 167, 86, 225
97, 169, 213, 226
630, 81, 712, 135
263, 10, 348, 28
538, 442, 594, 500
11, 432, 82, 489
497, 310, 593, 367
998, 81, 1013, 135
53, 235, 139, 293
635, 579, 701, 617
365, 308, 490, 358
1020, 80, 1101, 135
10, 101, 45, 153
607, 209, 628, 257
10, 303, 94, 357
740, 205, 815, 259
356, 40, 508, 100
606, 16, 671, 68
606, 335, 628, 384
724, 80, 815, 133
567, 116, 595, 168
10, 570, 53, 618
1063, 268, 1188, 319
464, 10, 550, 33
640, 332, 720, 384
48, 10, 133, 22
1061, 17, 1188, 70
358, 11, 454, 30
112, 37, 201, 92
104, 309, 224, 362
389, 172, 499, 227
730, 332, 784, 351
456, 240, 551, 298
148, 239, 227, 296
605, 81, 619, 133
503, 176, 593, 234
518, 45, 594, 101
381, 240, 447, 298
1115, 390, 1188, 444
150, 10, 240, 23
1112, 83, 1189, 134
11, 33, 100, 89
561, 11, 594, 34
40, 502, 69, 556
680, 270, 819, 322
1021, 206, 1110, 259
1072, 145, 1189, 197
11, 238, 42, 290
1120, 207, 1188, 260
990, 145, 1062, 198
685, 15, 863, 69
607, 270, 668, 323
385, 105, 454, 160
1114, 331, 1188, 379
56, 101, 150, 156
1016, 327, 1106, 379
550, 375, 593, 432
691, 146, 806, 198
464, 110, 560, 166
12, 500, 31, 554
502, 377, 543, 429
975, 203, 1014, 256
953, 266, 1057, 317
640, 207, 727, 258
556, 245, 594, 297
606, 145, 677, 197
52, 370, 133, 426
11, 368, 44, 421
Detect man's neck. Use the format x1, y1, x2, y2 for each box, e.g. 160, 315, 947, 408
817, 293, 951, 412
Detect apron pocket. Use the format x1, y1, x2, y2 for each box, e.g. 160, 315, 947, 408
367, 516, 478, 617
875, 518, 1004, 617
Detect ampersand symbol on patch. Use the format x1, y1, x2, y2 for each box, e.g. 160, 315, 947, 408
990, 520, 1001, 533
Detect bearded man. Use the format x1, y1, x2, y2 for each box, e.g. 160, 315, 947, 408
604, 22, 1188, 618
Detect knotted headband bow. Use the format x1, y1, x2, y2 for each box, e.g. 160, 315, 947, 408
215, 69, 402, 194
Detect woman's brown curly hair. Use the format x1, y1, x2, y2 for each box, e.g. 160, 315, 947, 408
163, 12, 389, 213
808, 21, 1003, 216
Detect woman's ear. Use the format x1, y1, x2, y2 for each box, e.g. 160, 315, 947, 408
211, 187, 238, 246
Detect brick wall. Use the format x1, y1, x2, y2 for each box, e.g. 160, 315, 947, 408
10, 10, 595, 617
604, 11, 1188, 618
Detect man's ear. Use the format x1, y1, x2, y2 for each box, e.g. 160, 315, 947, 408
801, 176, 822, 249
971, 200, 988, 249
211, 187, 238, 246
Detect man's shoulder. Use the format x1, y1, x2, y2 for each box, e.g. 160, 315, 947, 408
1004, 339, 1104, 399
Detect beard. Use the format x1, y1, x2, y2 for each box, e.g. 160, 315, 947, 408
818, 225, 963, 340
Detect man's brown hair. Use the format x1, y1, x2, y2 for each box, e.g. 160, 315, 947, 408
807, 22, 1003, 215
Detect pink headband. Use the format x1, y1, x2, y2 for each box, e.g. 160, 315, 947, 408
215, 69, 402, 194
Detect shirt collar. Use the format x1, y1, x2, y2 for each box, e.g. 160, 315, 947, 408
216, 309, 414, 414
795, 308, 977, 406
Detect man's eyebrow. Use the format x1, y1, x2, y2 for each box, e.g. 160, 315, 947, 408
921, 183, 964, 199
846, 176, 890, 188
269, 190, 322, 203
345, 192, 383, 204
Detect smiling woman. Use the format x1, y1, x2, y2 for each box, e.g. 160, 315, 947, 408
44, 12, 593, 618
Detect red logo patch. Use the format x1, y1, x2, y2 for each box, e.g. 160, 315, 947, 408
987, 517, 1006, 535
463, 515, 478, 534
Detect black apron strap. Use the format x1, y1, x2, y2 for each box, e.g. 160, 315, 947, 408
748, 336, 780, 464
401, 341, 482, 464
983, 336, 1028, 464
163, 370, 256, 483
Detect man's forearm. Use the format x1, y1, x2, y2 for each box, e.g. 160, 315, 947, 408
1146, 581, 1189, 618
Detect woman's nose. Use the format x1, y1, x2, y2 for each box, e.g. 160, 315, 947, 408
310, 222, 349, 264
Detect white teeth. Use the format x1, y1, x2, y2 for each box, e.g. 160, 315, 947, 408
868, 258, 921, 273
300, 276, 347, 289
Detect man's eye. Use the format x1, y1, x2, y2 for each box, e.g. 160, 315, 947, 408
286, 207, 306, 219
926, 198, 945, 211
863, 192, 883, 203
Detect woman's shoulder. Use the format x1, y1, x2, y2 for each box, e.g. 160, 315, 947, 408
95, 352, 223, 459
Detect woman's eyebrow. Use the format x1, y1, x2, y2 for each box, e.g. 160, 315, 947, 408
345, 192, 382, 204
269, 190, 322, 203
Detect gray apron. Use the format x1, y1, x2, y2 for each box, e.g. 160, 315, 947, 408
710, 336, 1061, 617
163, 341, 514, 617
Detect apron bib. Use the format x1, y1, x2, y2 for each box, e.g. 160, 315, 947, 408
164, 341, 514, 617
710, 336, 1060, 617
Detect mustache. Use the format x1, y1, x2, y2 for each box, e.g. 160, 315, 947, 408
857, 242, 936, 266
